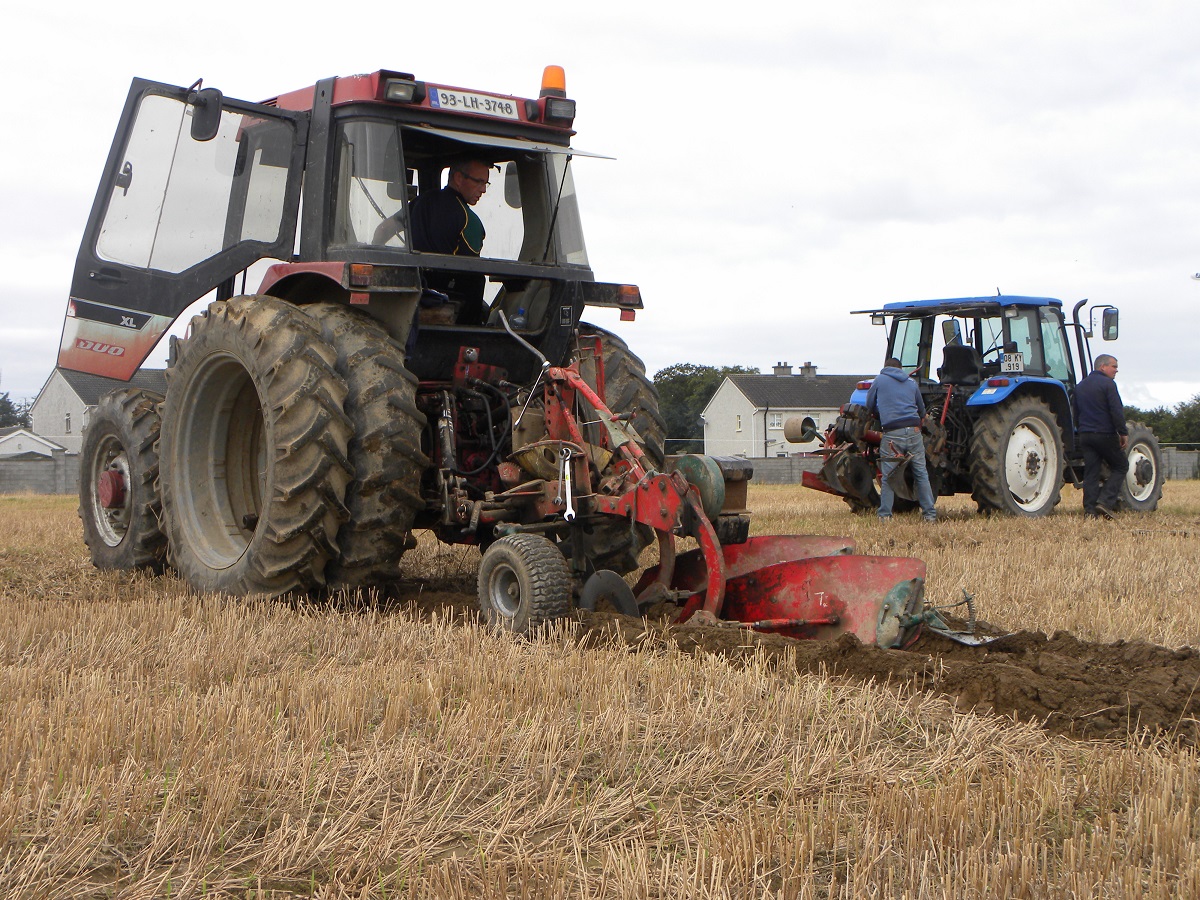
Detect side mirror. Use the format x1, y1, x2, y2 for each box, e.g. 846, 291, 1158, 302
189, 87, 224, 142
1101, 307, 1119, 340
941, 319, 963, 346
503, 162, 522, 209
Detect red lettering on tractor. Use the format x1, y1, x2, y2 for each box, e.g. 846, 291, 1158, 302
76, 339, 126, 357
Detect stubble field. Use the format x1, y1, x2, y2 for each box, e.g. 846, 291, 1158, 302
2, 482, 1200, 898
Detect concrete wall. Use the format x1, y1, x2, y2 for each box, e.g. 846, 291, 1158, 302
739, 455, 826, 484
0, 450, 79, 495
1162, 447, 1200, 481
744, 449, 1199, 486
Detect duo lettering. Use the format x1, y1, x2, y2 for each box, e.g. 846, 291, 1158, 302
76, 339, 126, 357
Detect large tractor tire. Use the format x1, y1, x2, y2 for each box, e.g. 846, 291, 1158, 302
158, 297, 354, 597
304, 303, 429, 589
78, 388, 167, 571
577, 324, 667, 467
1116, 421, 1164, 512
477, 533, 573, 634
576, 323, 664, 572
969, 395, 1064, 516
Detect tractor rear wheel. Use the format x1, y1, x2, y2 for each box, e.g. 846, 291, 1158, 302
1116, 421, 1164, 512
577, 324, 666, 466
969, 396, 1064, 516
78, 388, 167, 571
305, 303, 428, 589
159, 297, 354, 596
576, 324, 663, 572
477, 533, 573, 634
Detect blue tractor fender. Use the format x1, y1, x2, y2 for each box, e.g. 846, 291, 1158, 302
848, 384, 871, 407
965, 376, 1076, 452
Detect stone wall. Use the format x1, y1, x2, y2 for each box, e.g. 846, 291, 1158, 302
724, 449, 1200, 486
0, 451, 79, 495
737, 455, 826, 484
1162, 447, 1200, 481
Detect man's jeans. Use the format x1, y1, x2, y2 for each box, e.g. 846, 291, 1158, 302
878, 426, 937, 519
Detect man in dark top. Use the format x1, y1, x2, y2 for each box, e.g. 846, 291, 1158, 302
864, 357, 937, 522
374, 159, 491, 323
1075, 354, 1129, 519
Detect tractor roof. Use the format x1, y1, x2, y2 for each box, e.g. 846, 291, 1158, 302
264, 68, 577, 138
852, 295, 1063, 316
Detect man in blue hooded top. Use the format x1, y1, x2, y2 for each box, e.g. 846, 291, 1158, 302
864, 357, 937, 522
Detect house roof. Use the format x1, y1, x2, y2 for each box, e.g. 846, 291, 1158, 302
726, 374, 868, 409
56, 368, 168, 406
0, 428, 65, 452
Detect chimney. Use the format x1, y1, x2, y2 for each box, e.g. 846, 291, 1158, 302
772, 361, 793, 377
799, 361, 817, 376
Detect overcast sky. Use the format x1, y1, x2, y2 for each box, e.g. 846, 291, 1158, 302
4, 2, 1200, 411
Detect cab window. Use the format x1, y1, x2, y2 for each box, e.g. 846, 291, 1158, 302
97, 93, 294, 273
1039, 308, 1072, 382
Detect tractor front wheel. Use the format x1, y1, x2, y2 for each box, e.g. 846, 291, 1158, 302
159, 297, 354, 596
78, 388, 166, 571
477, 533, 573, 634
969, 396, 1064, 516
1117, 421, 1164, 512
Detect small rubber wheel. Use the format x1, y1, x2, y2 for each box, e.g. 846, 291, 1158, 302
477, 533, 573, 634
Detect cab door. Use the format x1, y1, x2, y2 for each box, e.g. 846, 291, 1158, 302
58, 79, 308, 379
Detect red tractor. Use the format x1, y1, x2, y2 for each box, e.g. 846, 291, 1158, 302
62, 67, 963, 647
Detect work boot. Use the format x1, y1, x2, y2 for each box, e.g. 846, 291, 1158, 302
1095, 504, 1118, 521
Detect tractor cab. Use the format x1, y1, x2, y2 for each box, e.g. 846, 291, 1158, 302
856, 296, 1081, 390
58, 68, 641, 387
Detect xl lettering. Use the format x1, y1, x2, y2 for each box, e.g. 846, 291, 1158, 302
76, 339, 126, 357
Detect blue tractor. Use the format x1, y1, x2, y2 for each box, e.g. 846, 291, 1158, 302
802, 295, 1164, 516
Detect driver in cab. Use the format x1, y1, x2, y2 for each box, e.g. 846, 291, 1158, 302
374, 159, 491, 323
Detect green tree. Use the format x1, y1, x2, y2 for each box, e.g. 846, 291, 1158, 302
1125, 393, 1200, 444
653, 363, 759, 454
0, 392, 31, 429
1168, 395, 1200, 444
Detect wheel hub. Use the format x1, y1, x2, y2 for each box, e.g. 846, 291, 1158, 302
1134, 457, 1153, 486
97, 468, 127, 509
1024, 451, 1042, 478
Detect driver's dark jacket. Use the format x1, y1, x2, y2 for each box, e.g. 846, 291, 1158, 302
1075, 371, 1127, 435
410, 186, 486, 322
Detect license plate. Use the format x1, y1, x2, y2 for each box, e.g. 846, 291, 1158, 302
429, 88, 520, 120
1001, 352, 1024, 373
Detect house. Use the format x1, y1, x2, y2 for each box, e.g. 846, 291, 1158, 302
0, 426, 66, 458
702, 362, 866, 458
30, 368, 167, 454
0, 427, 76, 494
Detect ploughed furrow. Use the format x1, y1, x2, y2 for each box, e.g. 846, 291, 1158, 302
395, 582, 1200, 746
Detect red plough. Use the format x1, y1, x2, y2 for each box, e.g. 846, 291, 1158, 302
484, 353, 974, 649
